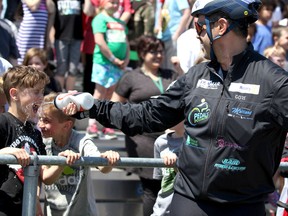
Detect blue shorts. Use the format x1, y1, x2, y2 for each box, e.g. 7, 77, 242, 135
91, 63, 124, 88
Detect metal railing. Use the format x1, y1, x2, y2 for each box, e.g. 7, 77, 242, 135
0, 154, 168, 216
0, 154, 288, 216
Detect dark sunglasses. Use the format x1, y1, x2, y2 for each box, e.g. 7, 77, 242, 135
195, 21, 207, 36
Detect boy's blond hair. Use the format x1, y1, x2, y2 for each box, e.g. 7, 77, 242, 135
2, 65, 49, 104
272, 26, 288, 40
263, 45, 286, 59
41, 92, 75, 124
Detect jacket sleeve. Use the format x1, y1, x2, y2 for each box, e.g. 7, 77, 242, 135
270, 72, 288, 130
90, 75, 187, 136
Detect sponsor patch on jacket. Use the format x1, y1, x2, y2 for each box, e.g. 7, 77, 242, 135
186, 136, 205, 149
188, 99, 210, 126
229, 83, 260, 95
217, 138, 246, 150
214, 158, 246, 171
228, 107, 253, 120
196, 79, 221, 90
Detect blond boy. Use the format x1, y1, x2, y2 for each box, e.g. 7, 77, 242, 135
38, 92, 120, 216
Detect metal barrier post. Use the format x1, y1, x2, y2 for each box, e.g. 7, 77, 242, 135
22, 152, 39, 216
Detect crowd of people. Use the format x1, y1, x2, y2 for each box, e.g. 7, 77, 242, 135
1, 0, 288, 215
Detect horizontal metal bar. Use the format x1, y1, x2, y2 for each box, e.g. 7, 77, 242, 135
0, 155, 169, 168
2, 155, 288, 170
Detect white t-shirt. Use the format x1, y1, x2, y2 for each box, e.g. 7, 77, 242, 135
177, 28, 203, 73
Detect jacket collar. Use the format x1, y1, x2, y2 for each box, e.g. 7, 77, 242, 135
207, 43, 254, 78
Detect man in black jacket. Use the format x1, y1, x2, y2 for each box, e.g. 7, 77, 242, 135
59, 0, 288, 215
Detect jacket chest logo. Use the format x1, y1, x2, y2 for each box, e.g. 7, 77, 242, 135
188, 99, 211, 126
196, 79, 221, 90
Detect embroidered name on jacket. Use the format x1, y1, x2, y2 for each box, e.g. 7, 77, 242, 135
229, 83, 260, 95
196, 79, 221, 90
214, 158, 246, 171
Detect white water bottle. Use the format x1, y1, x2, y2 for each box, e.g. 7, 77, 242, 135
54, 92, 94, 111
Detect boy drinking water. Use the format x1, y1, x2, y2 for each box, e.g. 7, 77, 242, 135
0, 66, 80, 215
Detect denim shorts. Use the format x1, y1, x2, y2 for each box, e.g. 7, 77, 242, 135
91, 63, 124, 88
55, 40, 81, 76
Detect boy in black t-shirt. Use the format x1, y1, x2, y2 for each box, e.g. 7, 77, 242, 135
0, 66, 80, 216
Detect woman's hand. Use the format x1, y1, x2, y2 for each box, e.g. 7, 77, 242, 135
113, 58, 125, 69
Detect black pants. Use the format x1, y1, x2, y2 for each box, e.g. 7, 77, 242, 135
0, 171, 23, 216
168, 192, 266, 216
140, 177, 161, 216
82, 54, 95, 95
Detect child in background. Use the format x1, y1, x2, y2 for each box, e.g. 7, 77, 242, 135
266, 45, 288, 216
37, 92, 120, 216
263, 44, 286, 213
87, 0, 130, 139
151, 121, 184, 216
16, 0, 55, 64
22, 47, 62, 95
264, 45, 287, 69
0, 66, 79, 216
252, 0, 276, 55
272, 26, 288, 71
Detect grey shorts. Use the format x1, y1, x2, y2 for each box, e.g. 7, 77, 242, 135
55, 40, 81, 76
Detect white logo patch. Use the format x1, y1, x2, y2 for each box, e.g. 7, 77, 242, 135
229, 83, 260, 95
196, 79, 221, 90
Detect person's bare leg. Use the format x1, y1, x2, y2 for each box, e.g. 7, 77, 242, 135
66, 75, 76, 91
55, 75, 65, 91
87, 84, 107, 135
106, 85, 116, 100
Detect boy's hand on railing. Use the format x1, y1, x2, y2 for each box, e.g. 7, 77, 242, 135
58, 150, 81, 165
100, 150, 120, 166
161, 152, 177, 166
0, 147, 30, 167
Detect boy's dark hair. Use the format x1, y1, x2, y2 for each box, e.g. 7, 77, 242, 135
3, 65, 49, 104
258, 0, 277, 11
